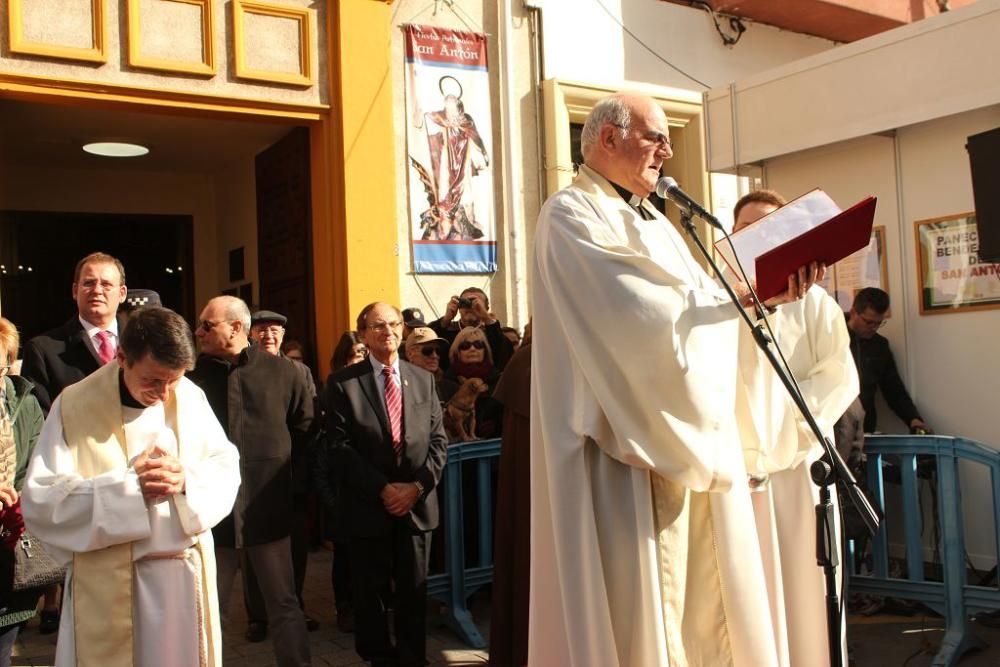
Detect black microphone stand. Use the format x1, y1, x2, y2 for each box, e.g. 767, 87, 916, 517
673, 205, 880, 667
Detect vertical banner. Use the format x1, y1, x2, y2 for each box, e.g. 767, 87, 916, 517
404, 25, 496, 273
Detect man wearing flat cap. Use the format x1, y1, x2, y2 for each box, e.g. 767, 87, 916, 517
405, 327, 457, 404
188, 296, 313, 666
246, 309, 319, 637
250, 310, 316, 399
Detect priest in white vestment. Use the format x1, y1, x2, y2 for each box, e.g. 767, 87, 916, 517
23, 306, 240, 667
529, 93, 825, 667
731, 191, 859, 667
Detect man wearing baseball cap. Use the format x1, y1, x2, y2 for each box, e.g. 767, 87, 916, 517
405, 327, 457, 404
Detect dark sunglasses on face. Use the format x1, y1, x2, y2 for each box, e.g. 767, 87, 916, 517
419, 346, 440, 357
458, 340, 486, 351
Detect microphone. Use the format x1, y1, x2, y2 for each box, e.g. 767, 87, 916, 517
655, 177, 724, 230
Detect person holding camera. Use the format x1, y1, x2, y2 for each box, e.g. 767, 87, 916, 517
428, 287, 515, 372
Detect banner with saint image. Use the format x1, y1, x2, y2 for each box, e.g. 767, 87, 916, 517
404, 25, 496, 273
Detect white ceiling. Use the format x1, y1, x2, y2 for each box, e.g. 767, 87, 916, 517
0, 98, 298, 173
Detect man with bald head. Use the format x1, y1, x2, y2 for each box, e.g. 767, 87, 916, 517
323, 302, 447, 667
530, 93, 823, 666
188, 296, 313, 667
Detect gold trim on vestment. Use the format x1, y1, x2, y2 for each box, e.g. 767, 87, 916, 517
60, 363, 220, 666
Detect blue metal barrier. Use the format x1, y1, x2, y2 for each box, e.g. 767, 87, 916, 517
850, 435, 1000, 666
427, 438, 501, 648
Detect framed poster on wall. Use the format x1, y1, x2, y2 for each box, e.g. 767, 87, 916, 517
914, 213, 1000, 315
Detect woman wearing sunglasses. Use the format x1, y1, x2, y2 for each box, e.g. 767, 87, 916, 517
445, 328, 503, 440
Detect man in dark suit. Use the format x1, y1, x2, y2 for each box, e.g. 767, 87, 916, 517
324, 302, 447, 667
21, 252, 128, 413
20, 251, 127, 634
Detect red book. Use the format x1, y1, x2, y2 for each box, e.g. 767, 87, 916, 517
754, 196, 877, 301
716, 189, 878, 302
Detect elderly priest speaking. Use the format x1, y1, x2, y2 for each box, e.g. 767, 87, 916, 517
22, 306, 240, 667
529, 92, 825, 667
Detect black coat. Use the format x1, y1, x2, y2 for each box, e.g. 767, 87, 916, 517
847, 316, 922, 433
20, 317, 101, 413
323, 358, 447, 538
187, 344, 313, 547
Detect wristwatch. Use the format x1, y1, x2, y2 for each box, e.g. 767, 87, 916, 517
413, 480, 425, 496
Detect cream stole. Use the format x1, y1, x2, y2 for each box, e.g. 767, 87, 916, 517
60, 362, 220, 667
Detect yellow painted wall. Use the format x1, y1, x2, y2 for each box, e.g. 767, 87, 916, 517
312, 0, 401, 376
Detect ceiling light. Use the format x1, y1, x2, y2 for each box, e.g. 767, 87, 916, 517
82, 142, 149, 158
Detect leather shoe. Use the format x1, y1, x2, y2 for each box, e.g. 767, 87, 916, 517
39, 609, 60, 635
244, 621, 267, 642
305, 615, 319, 632
336, 611, 355, 633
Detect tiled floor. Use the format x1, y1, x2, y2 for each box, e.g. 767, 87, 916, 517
12, 548, 1000, 665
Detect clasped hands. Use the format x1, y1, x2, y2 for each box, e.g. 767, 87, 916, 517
736, 261, 826, 310
380, 483, 421, 517
133, 445, 185, 504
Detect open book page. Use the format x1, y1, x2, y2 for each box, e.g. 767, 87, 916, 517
715, 189, 842, 283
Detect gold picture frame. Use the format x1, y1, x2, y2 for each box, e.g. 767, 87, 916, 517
232, 0, 314, 87
126, 0, 215, 76
7, 0, 107, 64
914, 212, 1000, 315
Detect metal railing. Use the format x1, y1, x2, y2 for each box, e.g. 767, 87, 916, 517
849, 435, 1000, 666
427, 437, 501, 648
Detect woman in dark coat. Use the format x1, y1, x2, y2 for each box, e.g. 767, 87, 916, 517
489, 328, 531, 667
0, 317, 45, 665
443, 327, 503, 440
315, 331, 367, 633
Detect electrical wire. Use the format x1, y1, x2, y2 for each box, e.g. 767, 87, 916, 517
590, 0, 711, 89
684, 0, 747, 47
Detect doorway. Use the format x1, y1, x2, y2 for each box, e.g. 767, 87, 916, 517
0, 211, 194, 338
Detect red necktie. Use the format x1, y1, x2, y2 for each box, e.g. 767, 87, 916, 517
382, 366, 403, 455
95, 330, 115, 365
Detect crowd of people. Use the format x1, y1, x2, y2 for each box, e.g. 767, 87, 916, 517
0, 248, 531, 667
0, 91, 936, 667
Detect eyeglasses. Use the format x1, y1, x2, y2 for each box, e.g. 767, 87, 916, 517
613, 124, 673, 149
255, 325, 284, 336
79, 278, 120, 292
418, 346, 440, 357
198, 320, 223, 333
641, 131, 673, 149
858, 314, 888, 329
458, 340, 486, 351
367, 321, 402, 333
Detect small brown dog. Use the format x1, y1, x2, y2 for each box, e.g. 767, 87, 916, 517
443, 377, 488, 443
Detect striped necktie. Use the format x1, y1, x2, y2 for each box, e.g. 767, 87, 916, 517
95, 330, 115, 365
382, 366, 403, 454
